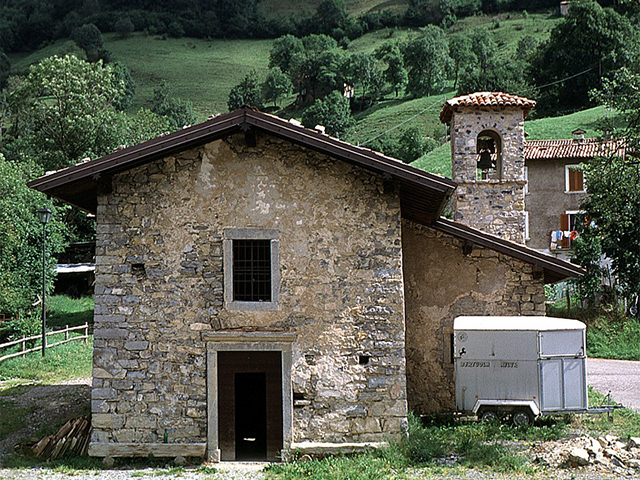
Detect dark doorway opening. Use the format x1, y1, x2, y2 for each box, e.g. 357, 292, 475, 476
235, 372, 267, 460
218, 351, 283, 461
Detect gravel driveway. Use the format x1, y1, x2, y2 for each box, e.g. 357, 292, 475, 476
587, 358, 640, 412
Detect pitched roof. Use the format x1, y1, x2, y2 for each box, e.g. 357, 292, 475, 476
440, 92, 536, 123
524, 138, 625, 161
28, 107, 582, 283
431, 218, 585, 283
28, 107, 456, 225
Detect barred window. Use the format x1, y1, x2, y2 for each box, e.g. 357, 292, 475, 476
233, 240, 272, 302
223, 229, 279, 311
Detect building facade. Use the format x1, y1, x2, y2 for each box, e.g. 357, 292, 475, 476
29, 108, 582, 461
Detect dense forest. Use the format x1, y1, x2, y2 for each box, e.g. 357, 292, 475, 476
1, 0, 579, 53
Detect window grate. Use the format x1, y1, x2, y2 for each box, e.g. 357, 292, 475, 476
233, 239, 272, 302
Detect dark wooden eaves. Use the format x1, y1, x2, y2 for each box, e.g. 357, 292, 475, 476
28, 108, 456, 224
431, 218, 585, 283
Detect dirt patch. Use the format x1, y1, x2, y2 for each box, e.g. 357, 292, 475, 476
0, 377, 91, 466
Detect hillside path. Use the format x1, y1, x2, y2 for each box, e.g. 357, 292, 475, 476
587, 358, 640, 412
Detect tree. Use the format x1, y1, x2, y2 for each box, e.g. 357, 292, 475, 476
262, 67, 293, 108
579, 154, 640, 308
530, 0, 639, 115
0, 50, 10, 89
269, 35, 305, 75
301, 91, 353, 138
448, 34, 475, 90
7, 55, 123, 171
313, 0, 349, 36
343, 53, 385, 110
374, 43, 408, 97
227, 70, 263, 111
71, 23, 106, 62
456, 29, 531, 95
111, 62, 136, 111
289, 40, 345, 105
402, 25, 451, 97
150, 80, 196, 129
574, 68, 640, 308
0, 153, 68, 317
4, 55, 171, 171
114, 17, 135, 38
515, 35, 538, 63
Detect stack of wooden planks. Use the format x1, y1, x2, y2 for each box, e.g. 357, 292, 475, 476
31, 416, 91, 460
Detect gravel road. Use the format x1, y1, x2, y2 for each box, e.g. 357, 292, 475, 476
587, 358, 640, 412
0, 465, 627, 480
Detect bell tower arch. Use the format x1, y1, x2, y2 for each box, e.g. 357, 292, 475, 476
440, 92, 535, 243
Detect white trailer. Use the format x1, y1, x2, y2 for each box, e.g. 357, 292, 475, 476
453, 316, 588, 426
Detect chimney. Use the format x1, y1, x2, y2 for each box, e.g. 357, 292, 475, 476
572, 128, 586, 143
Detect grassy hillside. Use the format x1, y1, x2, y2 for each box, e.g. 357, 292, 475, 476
8, 11, 563, 140
451, 12, 561, 60
10, 34, 274, 118
349, 90, 453, 146
411, 106, 612, 178
258, 0, 409, 19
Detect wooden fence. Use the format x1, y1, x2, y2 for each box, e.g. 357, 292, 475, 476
0, 323, 90, 364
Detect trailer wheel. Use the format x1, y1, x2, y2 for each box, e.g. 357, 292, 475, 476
478, 408, 500, 423
512, 408, 534, 427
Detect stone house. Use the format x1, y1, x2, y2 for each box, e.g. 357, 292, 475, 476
29, 106, 582, 462
523, 130, 625, 259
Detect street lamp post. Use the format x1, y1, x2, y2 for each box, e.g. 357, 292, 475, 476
37, 207, 52, 357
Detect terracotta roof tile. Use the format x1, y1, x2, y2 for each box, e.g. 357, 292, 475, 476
524, 138, 625, 161
440, 92, 536, 122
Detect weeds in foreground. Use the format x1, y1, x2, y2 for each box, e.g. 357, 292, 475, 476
265, 452, 404, 480
267, 413, 561, 479
586, 315, 640, 360
579, 387, 640, 437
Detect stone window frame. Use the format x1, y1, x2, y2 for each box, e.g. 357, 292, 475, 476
223, 228, 280, 311
203, 331, 295, 462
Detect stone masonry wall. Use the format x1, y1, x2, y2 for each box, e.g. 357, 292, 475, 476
91, 132, 408, 451
450, 107, 527, 243
401, 220, 545, 414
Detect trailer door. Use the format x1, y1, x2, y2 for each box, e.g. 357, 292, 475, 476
539, 357, 586, 411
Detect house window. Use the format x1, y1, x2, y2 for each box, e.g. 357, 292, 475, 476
565, 165, 584, 193
525, 211, 530, 241
223, 229, 279, 310
552, 210, 582, 250
524, 166, 529, 195
233, 240, 272, 302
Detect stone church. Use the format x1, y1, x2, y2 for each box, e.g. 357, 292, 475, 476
29, 95, 582, 461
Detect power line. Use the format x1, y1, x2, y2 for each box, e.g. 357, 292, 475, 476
358, 95, 446, 147
515, 65, 597, 96
359, 65, 598, 148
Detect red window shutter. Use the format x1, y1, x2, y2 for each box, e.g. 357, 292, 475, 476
568, 167, 584, 192
575, 169, 584, 191
560, 213, 570, 248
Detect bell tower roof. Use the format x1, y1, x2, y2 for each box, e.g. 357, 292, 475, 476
440, 92, 536, 123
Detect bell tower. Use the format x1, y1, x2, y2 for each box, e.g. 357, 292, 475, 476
440, 92, 535, 244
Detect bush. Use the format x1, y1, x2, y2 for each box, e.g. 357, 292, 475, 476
150, 81, 196, 129
228, 70, 263, 111
114, 17, 134, 38
0, 154, 68, 318
301, 91, 353, 138
6, 310, 40, 342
